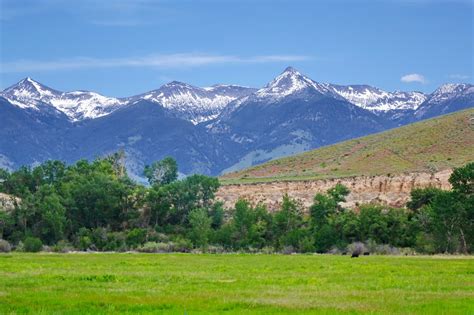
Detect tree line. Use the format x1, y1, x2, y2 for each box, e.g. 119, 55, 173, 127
0, 154, 472, 254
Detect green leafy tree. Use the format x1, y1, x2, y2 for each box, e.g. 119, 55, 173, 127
144, 157, 178, 186
230, 200, 271, 249
273, 195, 306, 250
0, 211, 13, 239
188, 208, 212, 248
449, 162, 474, 195
146, 174, 219, 227
32, 186, 67, 244
407, 187, 443, 212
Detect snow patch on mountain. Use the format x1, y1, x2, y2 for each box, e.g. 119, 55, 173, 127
255, 67, 335, 101
427, 83, 474, 103
1, 78, 126, 121
134, 81, 255, 124
328, 84, 427, 112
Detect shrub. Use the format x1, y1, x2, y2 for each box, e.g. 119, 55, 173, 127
327, 246, 342, 255
104, 232, 127, 252
147, 230, 169, 243
0, 239, 11, 253
206, 245, 225, 254
52, 240, 74, 253
90, 228, 108, 250
126, 228, 147, 248
347, 242, 367, 256
78, 236, 92, 251
374, 244, 400, 255
281, 245, 295, 255
138, 242, 170, 253
261, 246, 275, 254
171, 237, 192, 253
23, 237, 43, 252
298, 236, 316, 253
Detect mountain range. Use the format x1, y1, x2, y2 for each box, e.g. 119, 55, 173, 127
1, 67, 473, 178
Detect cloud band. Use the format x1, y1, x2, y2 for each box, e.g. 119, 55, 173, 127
0, 53, 310, 73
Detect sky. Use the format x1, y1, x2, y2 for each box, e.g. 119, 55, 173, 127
0, 0, 472, 97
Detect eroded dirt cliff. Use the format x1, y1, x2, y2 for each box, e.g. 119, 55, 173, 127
216, 169, 452, 210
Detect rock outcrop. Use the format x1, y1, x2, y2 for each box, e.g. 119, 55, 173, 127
0, 192, 19, 212
217, 169, 452, 211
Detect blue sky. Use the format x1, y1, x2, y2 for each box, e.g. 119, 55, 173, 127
0, 0, 472, 96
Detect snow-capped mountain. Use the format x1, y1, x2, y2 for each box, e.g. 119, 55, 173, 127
1, 77, 61, 110
133, 81, 255, 124
1, 67, 472, 177
414, 83, 474, 120
208, 67, 388, 173
254, 66, 339, 101
1, 77, 127, 121
424, 83, 473, 104
215, 67, 341, 121
1, 78, 255, 124
328, 84, 427, 112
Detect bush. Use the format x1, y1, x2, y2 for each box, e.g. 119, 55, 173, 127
281, 245, 295, 255
23, 237, 43, 252
298, 236, 316, 253
126, 228, 147, 248
137, 242, 169, 253
347, 242, 367, 256
170, 237, 192, 253
206, 245, 225, 254
0, 239, 11, 253
52, 240, 74, 253
104, 232, 127, 252
78, 236, 92, 251
373, 244, 400, 255
147, 230, 169, 243
261, 246, 275, 254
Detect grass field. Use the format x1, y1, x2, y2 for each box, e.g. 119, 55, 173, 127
0, 253, 473, 314
221, 109, 474, 184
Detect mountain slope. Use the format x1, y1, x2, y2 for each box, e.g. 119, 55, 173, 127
0, 96, 72, 169
66, 100, 230, 177
1, 68, 472, 177
414, 83, 474, 120
220, 108, 474, 184
0, 78, 127, 121
131, 82, 255, 124
210, 67, 389, 173
328, 84, 426, 113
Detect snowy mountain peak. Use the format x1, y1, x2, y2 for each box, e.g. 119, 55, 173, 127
1, 77, 60, 110
135, 81, 255, 124
428, 83, 474, 104
328, 84, 427, 112
1, 78, 126, 120
255, 67, 333, 101
5, 77, 58, 98
282, 66, 299, 73
433, 83, 469, 95
161, 81, 195, 90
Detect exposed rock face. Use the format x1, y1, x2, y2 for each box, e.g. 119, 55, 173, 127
217, 170, 452, 211
0, 192, 19, 212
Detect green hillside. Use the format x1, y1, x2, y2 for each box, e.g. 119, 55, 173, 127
221, 108, 474, 184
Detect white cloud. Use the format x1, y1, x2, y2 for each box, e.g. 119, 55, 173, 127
0, 53, 310, 73
448, 74, 470, 80
400, 73, 426, 84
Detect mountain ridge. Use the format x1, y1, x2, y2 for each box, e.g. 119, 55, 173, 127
1, 67, 473, 176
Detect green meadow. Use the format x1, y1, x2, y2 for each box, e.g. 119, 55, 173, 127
0, 253, 472, 314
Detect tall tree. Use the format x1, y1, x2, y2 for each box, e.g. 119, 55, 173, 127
144, 157, 178, 186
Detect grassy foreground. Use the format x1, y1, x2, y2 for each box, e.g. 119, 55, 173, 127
0, 254, 473, 314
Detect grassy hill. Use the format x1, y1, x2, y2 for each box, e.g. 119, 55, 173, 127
220, 108, 474, 184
